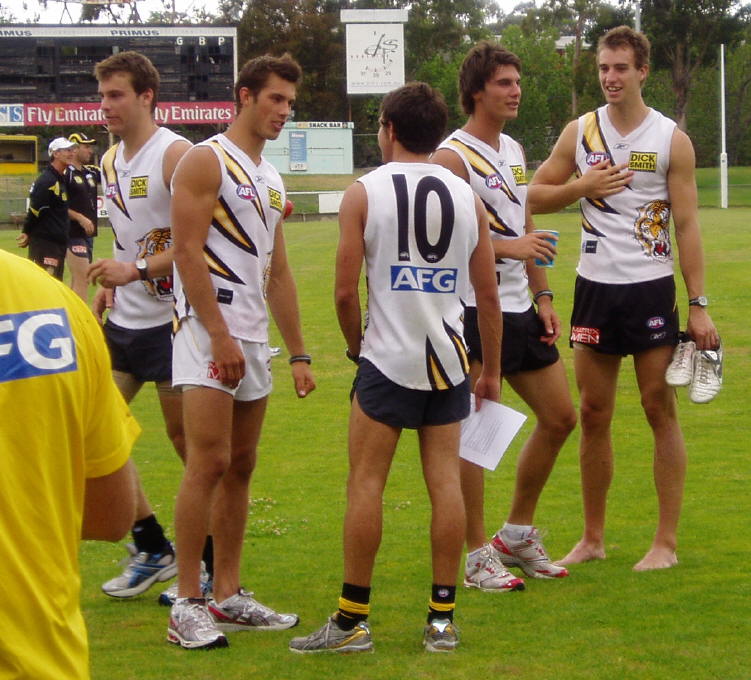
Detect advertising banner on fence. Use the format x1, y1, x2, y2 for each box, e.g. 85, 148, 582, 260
2, 102, 235, 127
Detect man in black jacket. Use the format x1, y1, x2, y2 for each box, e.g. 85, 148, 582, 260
18, 137, 76, 280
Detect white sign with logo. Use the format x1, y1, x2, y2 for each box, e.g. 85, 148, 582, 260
345, 23, 405, 95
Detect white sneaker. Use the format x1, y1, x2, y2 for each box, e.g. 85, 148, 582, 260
168, 598, 228, 650
492, 528, 569, 579
159, 562, 212, 607
464, 545, 525, 592
689, 342, 723, 403
209, 588, 299, 631
666, 335, 696, 387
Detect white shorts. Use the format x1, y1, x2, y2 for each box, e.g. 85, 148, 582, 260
172, 316, 272, 401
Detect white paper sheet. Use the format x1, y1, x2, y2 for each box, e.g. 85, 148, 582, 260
459, 395, 527, 471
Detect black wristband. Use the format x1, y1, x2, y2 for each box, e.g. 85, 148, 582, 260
345, 348, 360, 364
288, 354, 312, 365
533, 289, 554, 303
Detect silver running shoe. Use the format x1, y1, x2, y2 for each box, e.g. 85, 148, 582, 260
493, 528, 569, 579
666, 335, 696, 387
102, 544, 177, 598
464, 545, 525, 592
168, 598, 228, 650
690, 342, 723, 403
159, 562, 212, 606
209, 588, 298, 631
423, 618, 459, 652
289, 616, 373, 654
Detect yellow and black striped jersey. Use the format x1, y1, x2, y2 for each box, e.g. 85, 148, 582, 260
172, 133, 285, 342
575, 105, 676, 284
358, 162, 477, 391
436, 129, 531, 313
101, 127, 189, 329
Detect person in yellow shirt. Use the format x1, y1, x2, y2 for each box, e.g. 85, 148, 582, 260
0, 249, 139, 680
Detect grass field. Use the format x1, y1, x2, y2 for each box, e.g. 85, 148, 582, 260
1, 206, 749, 680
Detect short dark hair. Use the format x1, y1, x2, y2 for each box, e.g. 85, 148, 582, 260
597, 25, 650, 70
234, 53, 302, 110
459, 41, 522, 115
94, 51, 160, 113
380, 82, 448, 155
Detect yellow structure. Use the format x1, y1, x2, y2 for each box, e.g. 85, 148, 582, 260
0, 134, 38, 175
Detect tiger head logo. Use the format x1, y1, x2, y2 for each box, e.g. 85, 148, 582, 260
136, 228, 174, 301
634, 200, 672, 262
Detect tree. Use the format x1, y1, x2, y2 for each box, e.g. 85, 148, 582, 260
640, 0, 748, 131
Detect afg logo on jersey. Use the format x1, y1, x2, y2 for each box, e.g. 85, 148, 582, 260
0, 309, 77, 383
629, 151, 657, 172
129, 176, 148, 199
510, 165, 527, 185
646, 316, 665, 329
236, 184, 257, 201
586, 151, 611, 166
391, 265, 457, 293
485, 173, 504, 190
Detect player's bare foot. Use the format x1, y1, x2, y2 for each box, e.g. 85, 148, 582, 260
555, 540, 606, 566
633, 547, 677, 571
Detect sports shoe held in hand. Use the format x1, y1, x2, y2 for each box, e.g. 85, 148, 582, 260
689, 341, 723, 404
289, 616, 373, 654
666, 333, 696, 387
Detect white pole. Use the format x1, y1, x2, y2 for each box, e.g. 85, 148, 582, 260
720, 44, 728, 209
634, 1, 641, 32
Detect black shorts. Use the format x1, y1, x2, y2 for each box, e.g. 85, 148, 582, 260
68, 236, 93, 262
464, 305, 559, 376
104, 320, 174, 383
28, 236, 66, 280
353, 359, 470, 429
569, 275, 679, 355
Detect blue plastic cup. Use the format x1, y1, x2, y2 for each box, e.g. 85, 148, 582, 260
534, 229, 559, 267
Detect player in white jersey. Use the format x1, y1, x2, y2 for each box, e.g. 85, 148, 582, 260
529, 26, 720, 571
433, 42, 576, 589
289, 82, 501, 655
167, 54, 315, 651
87, 51, 191, 598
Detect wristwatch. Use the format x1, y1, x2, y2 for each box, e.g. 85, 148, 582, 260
688, 296, 708, 308
135, 258, 149, 281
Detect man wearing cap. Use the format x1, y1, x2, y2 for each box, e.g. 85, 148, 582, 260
65, 132, 101, 299
18, 137, 76, 280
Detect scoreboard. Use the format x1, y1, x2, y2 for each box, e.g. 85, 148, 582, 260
0, 25, 237, 124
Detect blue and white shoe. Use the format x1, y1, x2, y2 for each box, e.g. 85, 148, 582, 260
102, 543, 177, 598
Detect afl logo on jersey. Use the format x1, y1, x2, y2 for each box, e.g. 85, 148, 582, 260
646, 316, 665, 329
485, 173, 503, 190
586, 151, 611, 166
105, 184, 118, 199
236, 184, 257, 201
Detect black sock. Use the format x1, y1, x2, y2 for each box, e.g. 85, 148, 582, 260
428, 584, 456, 623
131, 514, 170, 555
202, 536, 214, 577
336, 583, 371, 631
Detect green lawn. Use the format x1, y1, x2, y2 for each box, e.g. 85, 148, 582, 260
1, 206, 749, 679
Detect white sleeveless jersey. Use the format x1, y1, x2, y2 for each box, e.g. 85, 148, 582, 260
358, 162, 477, 391
101, 127, 189, 329
436, 129, 530, 313
173, 134, 285, 342
575, 105, 676, 283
